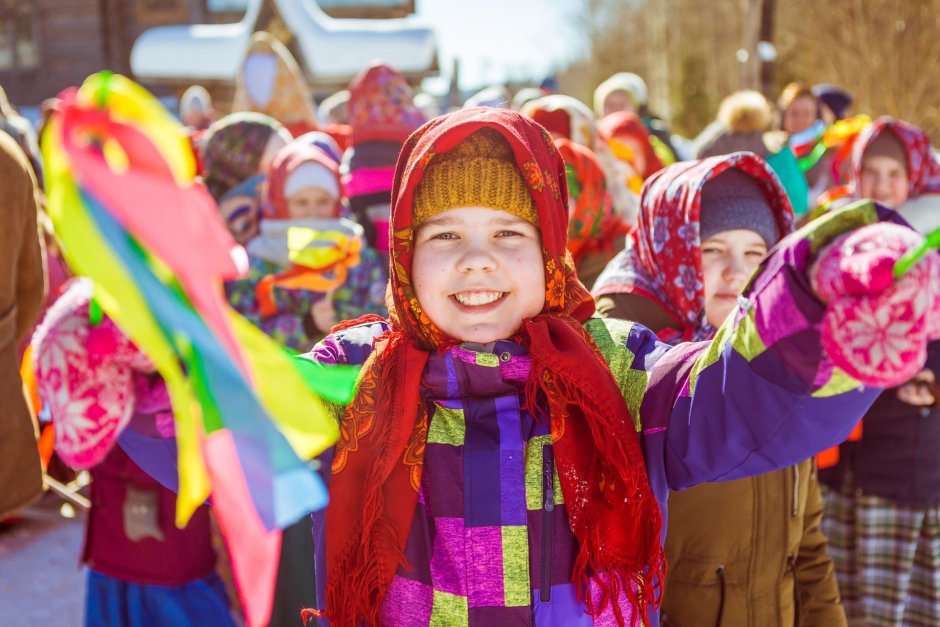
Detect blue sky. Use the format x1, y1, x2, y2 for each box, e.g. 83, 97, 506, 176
414, 0, 586, 93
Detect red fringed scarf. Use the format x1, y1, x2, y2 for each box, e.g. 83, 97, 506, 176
320, 108, 664, 626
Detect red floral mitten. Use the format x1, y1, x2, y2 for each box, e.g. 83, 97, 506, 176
32, 279, 155, 468
810, 223, 940, 387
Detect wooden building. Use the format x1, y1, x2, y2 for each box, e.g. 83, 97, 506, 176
0, 0, 416, 108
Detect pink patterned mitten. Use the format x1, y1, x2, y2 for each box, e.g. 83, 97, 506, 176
31, 279, 154, 469
810, 223, 940, 387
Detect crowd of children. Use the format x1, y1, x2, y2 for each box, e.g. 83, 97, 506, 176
3, 39, 940, 627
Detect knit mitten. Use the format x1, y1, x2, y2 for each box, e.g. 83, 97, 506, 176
32, 279, 154, 468
810, 222, 940, 387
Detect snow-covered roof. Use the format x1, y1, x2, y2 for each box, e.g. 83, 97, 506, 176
130, 0, 437, 83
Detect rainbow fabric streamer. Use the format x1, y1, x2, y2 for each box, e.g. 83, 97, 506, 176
41, 72, 358, 627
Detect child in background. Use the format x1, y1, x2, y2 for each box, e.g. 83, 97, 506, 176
593, 152, 845, 626
199, 112, 292, 248
597, 111, 665, 190
521, 95, 639, 225
521, 95, 598, 148
300, 108, 937, 626
812, 84, 853, 124
341, 62, 426, 263
778, 83, 819, 137
200, 111, 292, 205
593, 72, 678, 164
32, 279, 237, 627
694, 90, 774, 160
818, 117, 940, 627
555, 137, 629, 288
226, 141, 387, 352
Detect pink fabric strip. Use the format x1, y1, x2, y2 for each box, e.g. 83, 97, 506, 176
342, 166, 396, 197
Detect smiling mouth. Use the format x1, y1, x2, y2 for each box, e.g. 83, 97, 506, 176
451, 291, 506, 307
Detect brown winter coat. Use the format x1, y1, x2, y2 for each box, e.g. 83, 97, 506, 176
0, 130, 46, 518
597, 293, 846, 627
661, 461, 845, 627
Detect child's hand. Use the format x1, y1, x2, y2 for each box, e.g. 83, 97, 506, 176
810, 223, 940, 387
896, 369, 937, 407
309, 291, 337, 335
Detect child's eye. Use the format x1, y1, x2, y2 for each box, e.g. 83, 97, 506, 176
496, 229, 523, 238
430, 231, 458, 241
701, 246, 723, 255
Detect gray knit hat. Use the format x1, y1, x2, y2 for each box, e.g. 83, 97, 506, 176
700, 169, 780, 246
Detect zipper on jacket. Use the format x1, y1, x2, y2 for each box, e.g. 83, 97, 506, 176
787, 553, 802, 626
791, 464, 800, 517
540, 443, 555, 603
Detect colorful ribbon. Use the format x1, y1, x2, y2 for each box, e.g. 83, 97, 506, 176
41, 72, 358, 627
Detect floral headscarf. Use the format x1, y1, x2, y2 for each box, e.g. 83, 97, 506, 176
322, 108, 664, 626
593, 151, 794, 340
200, 112, 288, 202
556, 137, 629, 263
851, 116, 940, 199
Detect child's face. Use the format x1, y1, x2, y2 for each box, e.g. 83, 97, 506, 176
859, 155, 909, 209
286, 187, 338, 220
701, 229, 768, 328
782, 95, 817, 135
412, 206, 545, 344
603, 91, 636, 117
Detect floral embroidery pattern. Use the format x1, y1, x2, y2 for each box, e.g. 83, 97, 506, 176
523, 161, 544, 192
332, 358, 380, 474
545, 167, 561, 200
402, 407, 429, 493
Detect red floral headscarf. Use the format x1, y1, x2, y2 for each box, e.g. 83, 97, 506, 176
851, 116, 940, 199
593, 152, 794, 339
321, 108, 664, 626
597, 111, 665, 180
347, 62, 427, 147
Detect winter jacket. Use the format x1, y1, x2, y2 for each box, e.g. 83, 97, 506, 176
0, 130, 45, 518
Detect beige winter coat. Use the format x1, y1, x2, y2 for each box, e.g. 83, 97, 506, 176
0, 129, 46, 517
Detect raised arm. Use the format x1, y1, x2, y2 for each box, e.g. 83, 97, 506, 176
595, 202, 938, 491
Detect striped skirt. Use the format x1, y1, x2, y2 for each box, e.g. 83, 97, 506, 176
822, 488, 940, 627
